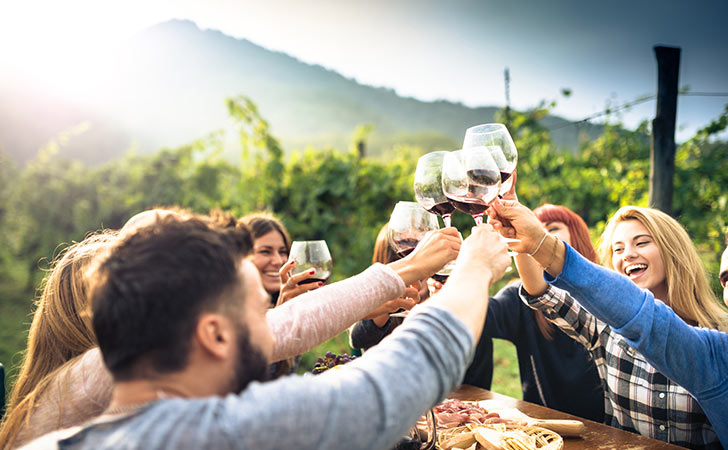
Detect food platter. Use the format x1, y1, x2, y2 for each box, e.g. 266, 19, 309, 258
420, 398, 576, 450
437, 424, 563, 450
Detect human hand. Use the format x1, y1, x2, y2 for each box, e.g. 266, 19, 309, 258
397, 227, 461, 283
455, 224, 511, 283
427, 278, 444, 296
277, 260, 323, 306
487, 199, 546, 255
363, 286, 420, 326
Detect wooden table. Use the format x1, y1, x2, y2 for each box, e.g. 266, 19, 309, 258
450, 385, 683, 449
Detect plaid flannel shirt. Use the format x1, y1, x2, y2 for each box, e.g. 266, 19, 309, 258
520, 284, 720, 449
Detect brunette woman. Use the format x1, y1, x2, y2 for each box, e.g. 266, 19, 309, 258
238, 213, 321, 307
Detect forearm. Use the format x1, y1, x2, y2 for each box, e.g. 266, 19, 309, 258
547, 244, 646, 329
427, 266, 492, 341
553, 246, 728, 397
267, 263, 405, 361
237, 305, 474, 450
514, 253, 548, 296
519, 284, 603, 350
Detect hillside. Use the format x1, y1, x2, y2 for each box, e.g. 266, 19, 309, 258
0, 19, 603, 165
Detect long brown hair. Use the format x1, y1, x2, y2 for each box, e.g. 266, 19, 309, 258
532, 204, 599, 340
372, 223, 398, 265
0, 232, 116, 449
238, 213, 291, 253
598, 206, 728, 332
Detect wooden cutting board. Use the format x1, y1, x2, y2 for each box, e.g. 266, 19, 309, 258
476, 401, 584, 436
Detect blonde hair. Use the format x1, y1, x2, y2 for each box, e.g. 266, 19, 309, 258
598, 206, 728, 332
0, 231, 117, 449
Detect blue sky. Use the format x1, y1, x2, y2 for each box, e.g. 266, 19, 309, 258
2, 0, 727, 141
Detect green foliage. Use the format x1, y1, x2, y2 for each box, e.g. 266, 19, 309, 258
1, 96, 727, 399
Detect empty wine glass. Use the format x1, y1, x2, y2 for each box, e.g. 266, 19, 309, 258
289, 240, 333, 285
414, 151, 455, 228
441, 149, 500, 226
463, 123, 518, 197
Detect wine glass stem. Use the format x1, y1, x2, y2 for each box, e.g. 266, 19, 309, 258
443, 214, 452, 228
473, 215, 484, 226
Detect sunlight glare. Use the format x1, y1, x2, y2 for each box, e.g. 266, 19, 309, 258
0, 0, 169, 100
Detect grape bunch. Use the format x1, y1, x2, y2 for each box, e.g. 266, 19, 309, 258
311, 351, 357, 374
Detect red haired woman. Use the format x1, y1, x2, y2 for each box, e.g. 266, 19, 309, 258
462, 203, 604, 423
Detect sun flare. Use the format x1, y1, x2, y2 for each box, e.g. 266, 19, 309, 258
0, 0, 167, 98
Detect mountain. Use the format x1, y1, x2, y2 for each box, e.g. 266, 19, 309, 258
0, 19, 603, 165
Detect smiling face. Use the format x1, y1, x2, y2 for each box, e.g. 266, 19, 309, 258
720, 245, 728, 307
249, 231, 289, 295
611, 219, 668, 300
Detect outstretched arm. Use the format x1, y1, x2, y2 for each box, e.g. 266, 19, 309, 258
490, 199, 728, 445
267, 228, 461, 361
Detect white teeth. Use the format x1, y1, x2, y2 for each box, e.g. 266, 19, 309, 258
625, 263, 647, 275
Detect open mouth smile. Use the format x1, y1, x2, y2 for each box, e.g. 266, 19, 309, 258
624, 263, 647, 280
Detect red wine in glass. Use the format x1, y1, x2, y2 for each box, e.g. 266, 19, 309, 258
298, 276, 330, 285
466, 169, 500, 202
392, 238, 419, 258
426, 201, 456, 217
446, 197, 488, 216
414, 151, 454, 227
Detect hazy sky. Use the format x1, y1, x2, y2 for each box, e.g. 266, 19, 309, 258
2, 0, 727, 141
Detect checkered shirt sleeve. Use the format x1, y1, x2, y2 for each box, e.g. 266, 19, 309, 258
520, 284, 720, 449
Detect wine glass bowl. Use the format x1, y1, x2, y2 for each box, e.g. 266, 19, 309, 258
441, 149, 500, 225
387, 201, 439, 258
288, 240, 333, 284
463, 123, 518, 196
414, 151, 455, 227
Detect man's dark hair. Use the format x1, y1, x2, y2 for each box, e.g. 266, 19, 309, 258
90, 214, 252, 381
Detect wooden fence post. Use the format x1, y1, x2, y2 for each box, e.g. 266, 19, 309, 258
649, 46, 680, 215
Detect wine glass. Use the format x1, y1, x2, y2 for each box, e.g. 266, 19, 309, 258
463, 123, 518, 197
441, 149, 500, 226
288, 240, 333, 285
414, 151, 459, 282
387, 201, 439, 258
387, 202, 439, 318
414, 151, 455, 228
